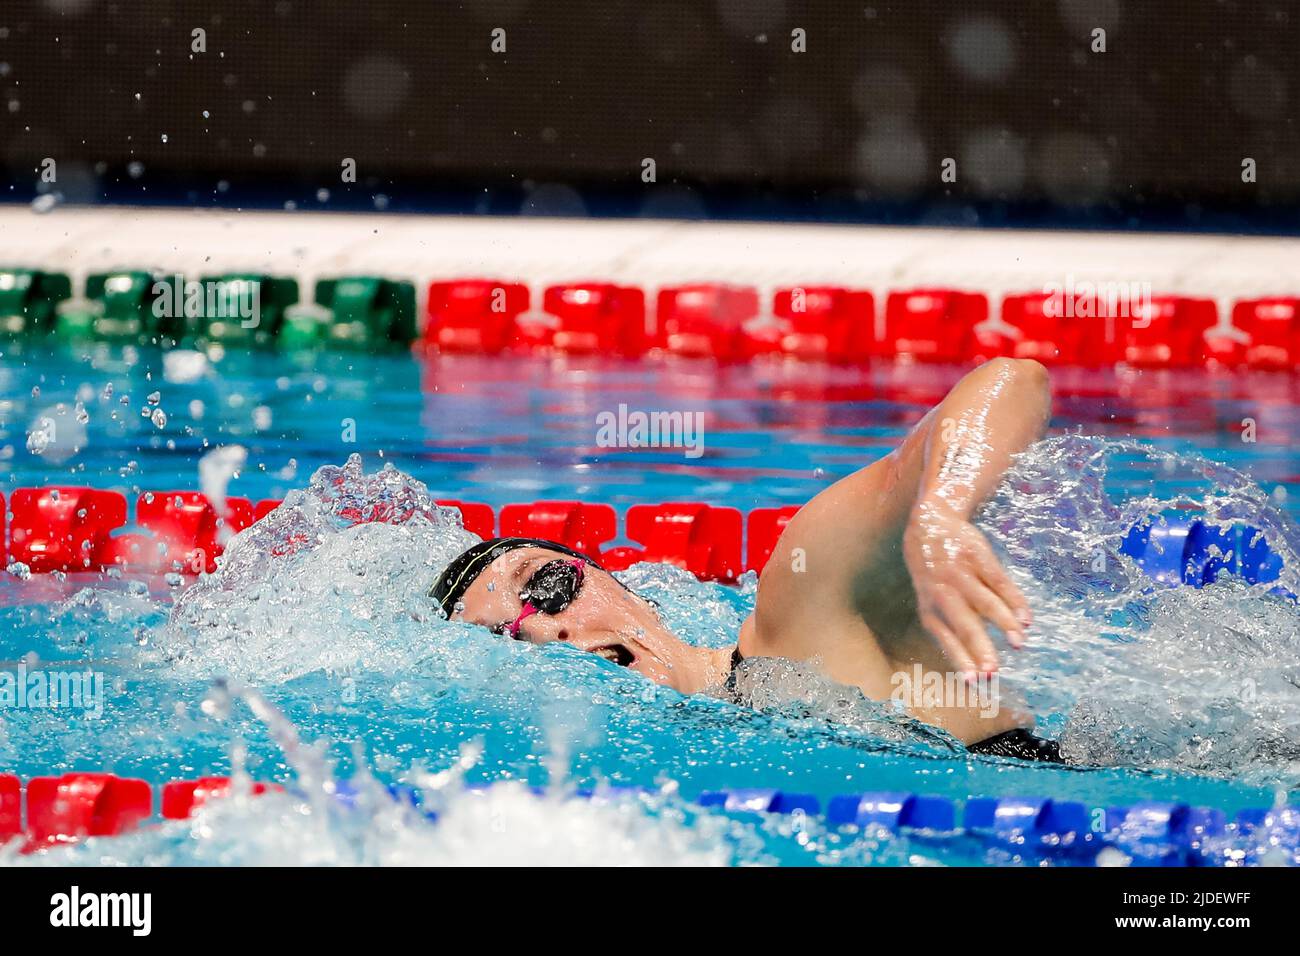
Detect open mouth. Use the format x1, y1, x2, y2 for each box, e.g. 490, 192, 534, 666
592, 644, 635, 667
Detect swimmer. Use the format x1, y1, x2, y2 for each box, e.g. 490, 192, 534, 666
432, 357, 1058, 761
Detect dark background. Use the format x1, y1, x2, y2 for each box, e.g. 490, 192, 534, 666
1, 0, 1297, 231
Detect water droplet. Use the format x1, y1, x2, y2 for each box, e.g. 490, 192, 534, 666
31, 192, 62, 214
25, 417, 54, 454
201, 683, 233, 719
151, 407, 168, 429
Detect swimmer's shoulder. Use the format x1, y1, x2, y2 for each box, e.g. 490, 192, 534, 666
747, 457, 910, 652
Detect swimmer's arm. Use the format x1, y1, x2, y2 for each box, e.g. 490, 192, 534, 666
902, 358, 1052, 677
750, 358, 1050, 687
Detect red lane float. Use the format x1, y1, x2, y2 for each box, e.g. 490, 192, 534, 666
8, 489, 259, 575
1001, 291, 1109, 365
24, 773, 152, 848
883, 289, 990, 363
423, 279, 530, 354
161, 776, 274, 819
656, 284, 760, 360
436, 499, 495, 540
138, 492, 254, 572
403, 277, 1300, 369
1001, 291, 1221, 368
0, 773, 277, 851
2, 490, 808, 580
499, 501, 616, 558
746, 506, 801, 573
254, 498, 282, 520
1204, 327, 1247, 368
604, 503, 743, 581
527, 283, 648, 356
8, 488, 128, 573
745, 287, 876, 363
1120, 296, 1218, 368
0, 774, 19, 841
96, 493, 255, 574
1232, 297, 1300, 369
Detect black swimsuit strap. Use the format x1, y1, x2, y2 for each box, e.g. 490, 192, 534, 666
721, 646, 745, 695
967, 727, 1064, 763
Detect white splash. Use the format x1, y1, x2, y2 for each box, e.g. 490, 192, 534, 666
162, 455, 478, 683
198, 444, 247, 518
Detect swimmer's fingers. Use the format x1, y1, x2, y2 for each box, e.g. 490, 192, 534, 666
917, 606, 977, 680
965, 580, 1025, 650
933, 587, 1000, 678
970, 538, 1032, 632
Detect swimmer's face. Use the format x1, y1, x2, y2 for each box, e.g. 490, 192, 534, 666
450, 547, 694, 690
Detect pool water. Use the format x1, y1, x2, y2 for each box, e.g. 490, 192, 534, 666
3, 341, 1300, 866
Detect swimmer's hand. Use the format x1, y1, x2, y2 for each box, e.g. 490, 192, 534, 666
903, 499, 1031, 680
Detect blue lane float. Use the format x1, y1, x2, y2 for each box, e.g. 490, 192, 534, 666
1235, 807, 1271, 831
680, 787, 1298, 866
698, 788, 820, 815
1121, 517, 1283, 587
966, 795, 1091, 839
827, 791, 956, 831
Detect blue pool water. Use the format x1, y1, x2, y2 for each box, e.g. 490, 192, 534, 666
3, 341, 1300, 866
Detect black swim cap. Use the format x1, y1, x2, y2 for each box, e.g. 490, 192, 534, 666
429, 537, 597, 619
